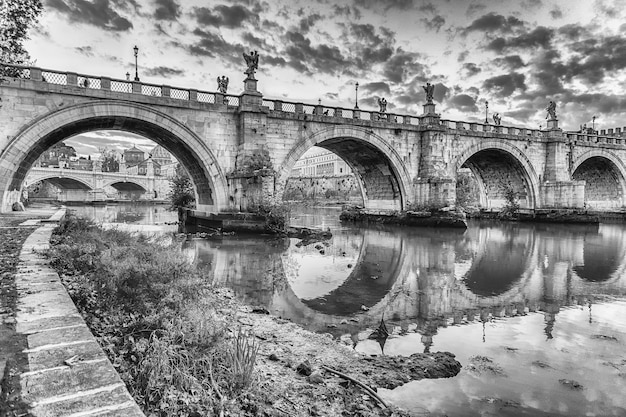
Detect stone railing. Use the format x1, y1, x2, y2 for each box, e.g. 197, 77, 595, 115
439, 119, 544, 138
2, 63, 622, 142
565, 133, 626, 145
1, 62, 241, 107
599, 127, 626, 137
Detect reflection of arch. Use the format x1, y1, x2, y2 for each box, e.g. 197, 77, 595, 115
0, 100, 227, 211
459, 226, 536, 297
572, 225, 626, 282
455, 141, 540, 209
26, 175, 93, 190
277, 126, 412, 210
571, 150, 626, 209
300, 234, 404, 315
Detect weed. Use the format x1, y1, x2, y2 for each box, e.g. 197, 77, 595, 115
46, 214, 261, 416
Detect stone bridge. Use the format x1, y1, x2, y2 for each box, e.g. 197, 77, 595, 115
2, 63, 626, 212
23, 166, 169, 202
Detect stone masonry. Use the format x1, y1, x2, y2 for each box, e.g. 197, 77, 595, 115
2, 65, 626, 213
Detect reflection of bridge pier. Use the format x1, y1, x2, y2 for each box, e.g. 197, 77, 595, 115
184, 221, 626, 345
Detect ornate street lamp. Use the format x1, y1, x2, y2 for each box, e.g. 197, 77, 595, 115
354, 82, 359, 109
484, 100, 489, 124
592, 115, 597, 132
133, 45, 140, 82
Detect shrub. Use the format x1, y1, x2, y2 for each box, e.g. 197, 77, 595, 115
46, 214, 261, 416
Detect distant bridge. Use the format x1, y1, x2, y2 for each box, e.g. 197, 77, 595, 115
24, 166, 170, 202
2, 63, 626, 212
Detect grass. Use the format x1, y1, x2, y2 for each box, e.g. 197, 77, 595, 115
46, 214, 263, 416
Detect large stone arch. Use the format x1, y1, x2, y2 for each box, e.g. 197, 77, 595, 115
0, 100, 227, 212
277, 125, 412, 210
455, 140, 540, 209
571, 149, 626, 209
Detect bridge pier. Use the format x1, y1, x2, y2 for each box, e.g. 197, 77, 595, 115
541, 120, 585, 208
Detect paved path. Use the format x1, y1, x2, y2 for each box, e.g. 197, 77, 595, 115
1, 207, 144, 416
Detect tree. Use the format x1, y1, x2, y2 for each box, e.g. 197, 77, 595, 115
0, 0, 43, 76
98, 147, 120, 172
168, 164, 195, 210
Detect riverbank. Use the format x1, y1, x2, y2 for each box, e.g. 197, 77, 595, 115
44, 214, 461, 416
340, 206, 468, 229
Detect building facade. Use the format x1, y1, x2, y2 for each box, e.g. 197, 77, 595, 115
290, 148, 353, 177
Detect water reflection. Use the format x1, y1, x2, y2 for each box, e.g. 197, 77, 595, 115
184, 216, 626, 343
69, 203, 177, 225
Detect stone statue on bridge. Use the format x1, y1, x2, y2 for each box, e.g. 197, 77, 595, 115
423, 82, 435, 103
546, 101, 557, 120
217, 76, 229, 94
493, 112, 501, 126
243, 50, 259, 80
378, 97, 387, 113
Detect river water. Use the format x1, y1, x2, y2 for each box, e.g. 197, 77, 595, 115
72, 203, 626, 416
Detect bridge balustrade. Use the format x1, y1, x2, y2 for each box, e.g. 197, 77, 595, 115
6, 62, 626, 146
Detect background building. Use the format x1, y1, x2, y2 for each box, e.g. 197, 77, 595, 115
290, 148, 353, 177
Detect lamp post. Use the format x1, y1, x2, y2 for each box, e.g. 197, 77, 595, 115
592, 115, 596, 132
484, 100, 489, 124
133, 45, 140, 82
354, 82, 359, 109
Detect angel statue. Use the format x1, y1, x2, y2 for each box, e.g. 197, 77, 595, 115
243, 50, 259, 79
493, 112, 502, 126
423, 82, 435, 103
546, 100, 557, 120
217, 76, 229, 94
378, 97, 387, 113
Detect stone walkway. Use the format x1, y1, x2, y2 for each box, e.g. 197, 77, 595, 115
2, 208, 144, 416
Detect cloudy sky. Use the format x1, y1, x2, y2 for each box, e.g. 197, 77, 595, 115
25, 0, 626, 156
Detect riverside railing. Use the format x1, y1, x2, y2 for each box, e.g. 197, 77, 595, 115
3, 63, 624, 142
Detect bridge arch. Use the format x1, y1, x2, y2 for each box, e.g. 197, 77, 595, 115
571, 150, 626, 209
0, 100, 227, 212
277, 125, 412, 210
24, 174, 93, 190
102, 180, 148, 192
455, 140, 540, 209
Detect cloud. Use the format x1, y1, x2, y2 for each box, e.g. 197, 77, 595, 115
45, 0, 133, 31
493, 55, 526, 69
332, 5, 362, 20
283, 31, 348, 75
144, 66, 185, 77
466, 3, 486, 16
298, 13, 323, 33
464, 13, 524, 34
361, 82, 391, 95
382, 51, 424, 83
356, 0, 414, 12
521, 0, 542, 10
549, 6, 563, 19
422, 15, 446, 32
483, 73, 527, 97
462, 62, 481, 77
189, 28, 243, 63
447, 94, 479, 113
75, 45, 94, 57
153, 0, 180, 21
345, 23, 395, 67
193, 4, 256, 28
417, 2, 437, 14
486, 26, 554, 52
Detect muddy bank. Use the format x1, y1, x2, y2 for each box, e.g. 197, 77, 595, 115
340, 206, 468, 229
46, 215, 461, 416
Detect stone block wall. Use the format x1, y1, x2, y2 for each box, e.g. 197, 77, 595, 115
283, 175, 362, 204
